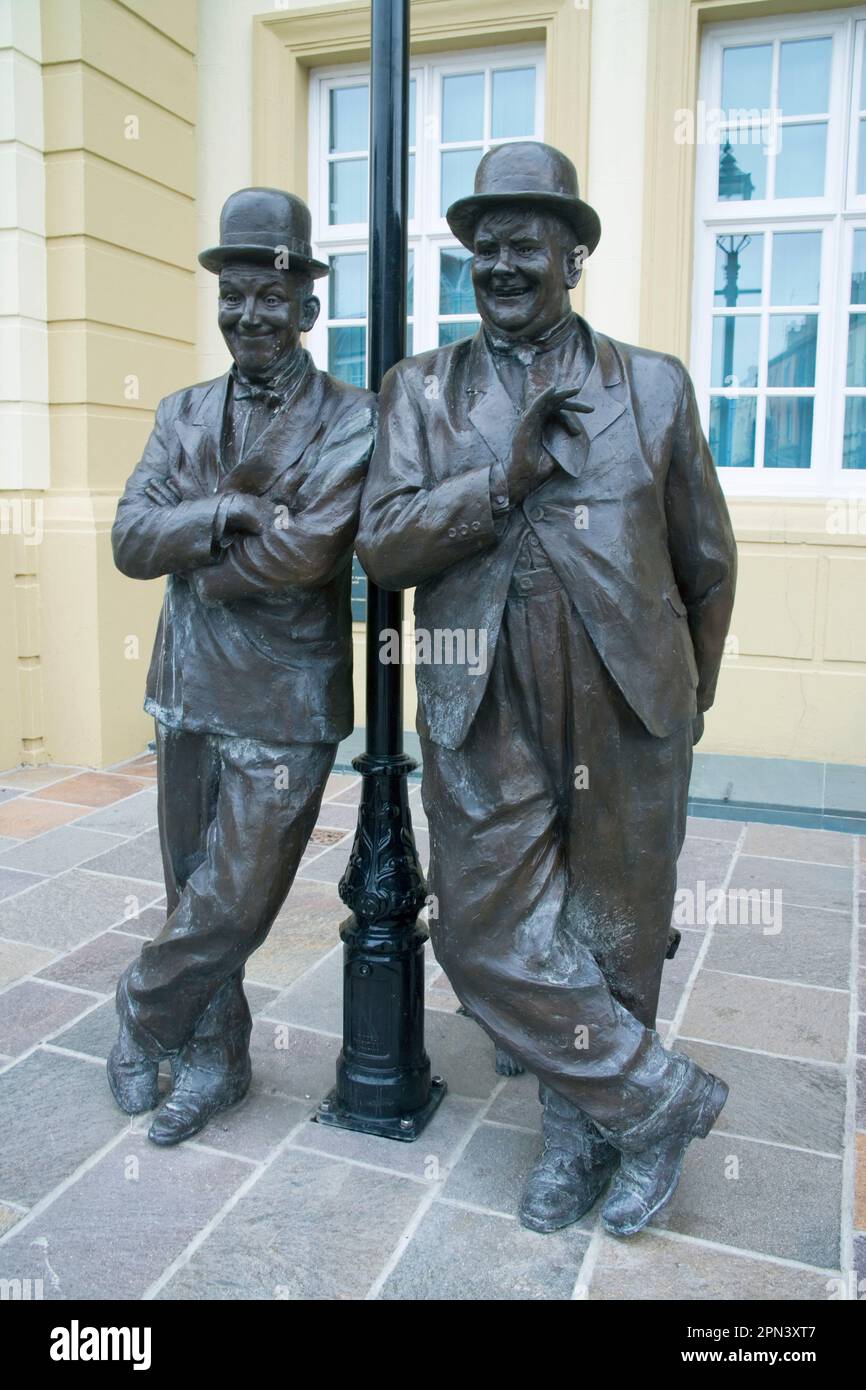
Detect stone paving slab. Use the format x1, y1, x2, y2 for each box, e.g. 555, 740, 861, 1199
36, 929, 143, 995
81, 828, 165, 885
0, 1133, 251, 1300
0, 938, 56, 988
680, 971, 849, 1064
0, 825, 124, 876
589, 1230, 837, 1300
291, 1094, 482, 1181
655, 1132, 843, 1269
0, 866, 43, 902
0, 1049, 128, 1206
0, 980, 99, 1058
0, 869, 163, 951
73, 790, 159, 837
154, 1148, 425, 1300
679, 1039, 847, 1154
381, 1200, 590, 1301
704, 902, 853, 990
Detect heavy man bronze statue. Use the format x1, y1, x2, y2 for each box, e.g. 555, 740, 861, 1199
108, 188, 374, 1145
357, 142, 738, 1237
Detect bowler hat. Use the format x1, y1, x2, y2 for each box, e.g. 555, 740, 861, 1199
199, 187, 328, 278
446, 142, 601, 257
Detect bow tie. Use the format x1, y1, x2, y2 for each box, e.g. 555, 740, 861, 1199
232, 381, 284, 407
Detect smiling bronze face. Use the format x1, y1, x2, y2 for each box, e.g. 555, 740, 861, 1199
470, 209, 581, 342
218, 264, 319, 379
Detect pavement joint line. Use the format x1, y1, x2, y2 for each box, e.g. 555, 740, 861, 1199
699, 967, 850, 995
665, 825, 748, 1047
140, 1110, 329, 1301
434, 1195, 520, 1221
76, 867, 164, 888
703, 1127, 843, 1162
182, 1138, 260, 1167
480, 1117, 540, 1136
255, 1015, 343, 1040
675, 1032, 847, 1069
16, 977, 104, 1000
283, 1139, 433, 1186
839, 839, 861, 1285
0, 1199, 29, 1214
732, 851, 855, 869
0, 1114, 136, 1252
0, 991, 110, 1069
40, 1043, 109, 1068
363, 1075, 509, 1300
630, 1223, 844, 1279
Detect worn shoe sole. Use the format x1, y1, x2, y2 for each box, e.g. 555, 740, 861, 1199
602, 1076, 729, 1238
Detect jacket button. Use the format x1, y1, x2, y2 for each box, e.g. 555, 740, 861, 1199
495, 495, 508, 508
529, 534, 540, 547
530, 506, 545, 521
471, 520, 481, 532
518, 576, 532, 593
459, 524, 469, 536
447, 527, 457, 538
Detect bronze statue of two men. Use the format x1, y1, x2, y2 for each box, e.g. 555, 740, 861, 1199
109, 142, 737, 1239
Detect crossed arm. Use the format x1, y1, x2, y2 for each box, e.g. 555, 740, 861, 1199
112, 400, 375, 600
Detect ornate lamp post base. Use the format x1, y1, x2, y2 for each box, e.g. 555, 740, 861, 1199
316, 751, 447, 1140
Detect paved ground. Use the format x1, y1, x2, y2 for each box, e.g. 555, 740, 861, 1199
0, 756, 862, 1300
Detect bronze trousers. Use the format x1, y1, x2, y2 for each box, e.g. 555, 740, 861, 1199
125, 722, 336, 1053
421, 568, 694, 1134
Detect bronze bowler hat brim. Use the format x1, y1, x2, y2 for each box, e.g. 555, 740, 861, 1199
446, 141, 601, 257
199, 186, 328, 278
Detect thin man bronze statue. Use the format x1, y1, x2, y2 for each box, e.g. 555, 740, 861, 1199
357, 141, 737, 1237
107, 188, 375, 1145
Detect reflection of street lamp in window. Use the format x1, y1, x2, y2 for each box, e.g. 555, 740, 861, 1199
718, 140, 754, 201
715, 225, 753, 469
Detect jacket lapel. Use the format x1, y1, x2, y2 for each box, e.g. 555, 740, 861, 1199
466, 333, 519, 465
541, 325, 626, 479
172, 375, 229, 496
220, 365, 326, 496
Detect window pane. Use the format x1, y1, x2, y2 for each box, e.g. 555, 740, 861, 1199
441, 148, 482, 215
714, 233, 763, 305
718, 136, 766, 200
440, 248, 476, 314
409, 79, 416, 145
775, 123, 827, 198
329, 159, 368, 224
406, 323, 414, 356
328, 326, 366, 388
779, 38, 831, 116
329, 253, 366, 320
771, 231, 821, 305
408, 152, 415, 220
710, 396, 756, 468
852, 230, 866, 305
764, 397, 813, 468
861, 45, 866, 110
442, 72, 484, 142
767, 314, 817, 387
491, 67, 535, 138
711, 315, 760, 387
439, 319, 480, 346
847, 313, 866, 386
843, 397, 866, 468
329, 86, 368, 153
721, 44, 772, 116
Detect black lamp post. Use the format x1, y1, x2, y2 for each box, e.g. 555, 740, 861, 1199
317, 0, 446, 1141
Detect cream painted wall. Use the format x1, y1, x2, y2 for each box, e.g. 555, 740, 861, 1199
583, 0, 650, 344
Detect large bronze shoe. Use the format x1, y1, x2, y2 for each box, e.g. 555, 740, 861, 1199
148, 1049, 251, 1146
519, 1089, 618, 1233
106, 973, 160, 1115
602, 1073, 728, 1237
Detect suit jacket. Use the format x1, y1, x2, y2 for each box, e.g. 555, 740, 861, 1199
112, 355, 375, 744
356, 320, 736, 750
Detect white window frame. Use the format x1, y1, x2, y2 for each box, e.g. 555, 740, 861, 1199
692, 7, 866, 496
306, 43, 545, 373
